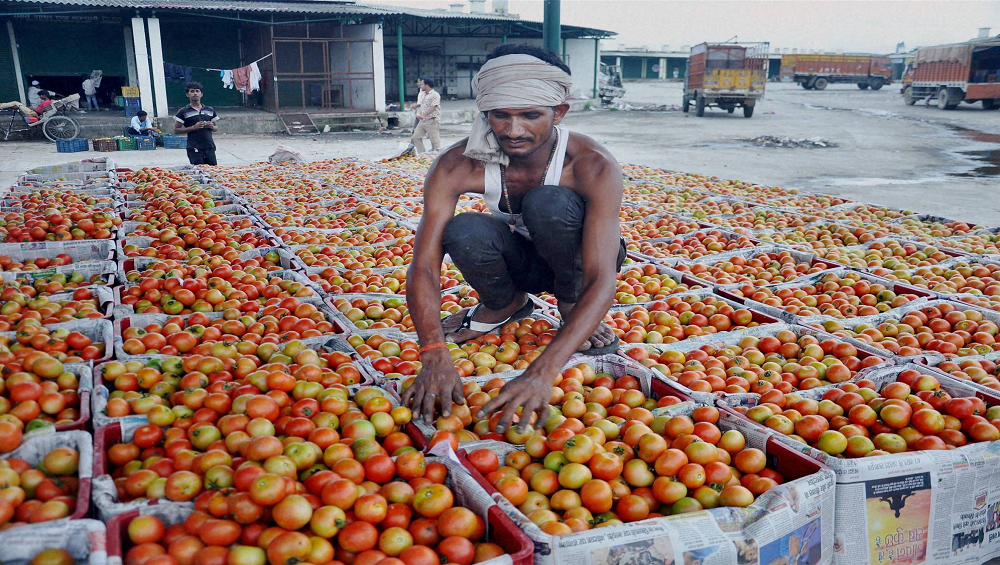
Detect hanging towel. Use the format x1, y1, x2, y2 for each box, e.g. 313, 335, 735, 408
249, 62, 262, 93
163, 63, 193, 83
221, 69, 234, 89
232, 65, 251, 93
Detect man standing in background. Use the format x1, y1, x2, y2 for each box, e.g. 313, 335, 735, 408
82, 74, 98, 110
174, 82, 219, 166
410, 77, 441, 153
409, 77, 426, 129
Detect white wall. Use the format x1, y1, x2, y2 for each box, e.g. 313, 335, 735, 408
565, 38, 598, 99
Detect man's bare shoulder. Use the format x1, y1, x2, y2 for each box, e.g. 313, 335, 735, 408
565, 131, 621, 181
428, 140, 481, 176
424, 140, 486, 194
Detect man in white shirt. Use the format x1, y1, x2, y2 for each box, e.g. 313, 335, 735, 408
82, 74, 98, 110
410, 77, 441, 153
128, 111, 157, 136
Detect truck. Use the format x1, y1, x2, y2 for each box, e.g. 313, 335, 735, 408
779, 54, 893, 90
682, 41, 769, 118
901, 38, 1000, 110
598, 62, 625, 104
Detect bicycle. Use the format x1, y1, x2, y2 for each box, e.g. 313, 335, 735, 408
1, 93, 81, 142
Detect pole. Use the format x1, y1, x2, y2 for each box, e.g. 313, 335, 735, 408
542, 0, 560, 55
397, 22, 404, 111
6, 22, 26, 104
593, 39, 598, 99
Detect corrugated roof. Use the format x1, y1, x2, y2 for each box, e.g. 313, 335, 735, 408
364, 3, 521, 21
0, 0, 615, 35
1, 0, 391, 14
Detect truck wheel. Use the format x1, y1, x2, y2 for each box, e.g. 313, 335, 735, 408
743, 106, 754, 118
983, 99, 999, 110
695, 94, 705, 117
813, 77, 829, 90
801, 82, 813, 90
682, 95, 690, 113
870, 79, 885, 90
727, 107, 735, 114
938, 87, 959, 110
903, 86, 916, 105
857, 83, 869, 90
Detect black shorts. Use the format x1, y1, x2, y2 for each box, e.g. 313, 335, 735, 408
186, 148, 217, 166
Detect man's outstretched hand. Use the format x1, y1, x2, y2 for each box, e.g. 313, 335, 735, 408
400, 351, 465, 424
475, 365, 556, 434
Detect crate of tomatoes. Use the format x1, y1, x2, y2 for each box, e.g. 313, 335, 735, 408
460, 402, 835, 565
723, 362, 1000, 565
105, 454, 532, 565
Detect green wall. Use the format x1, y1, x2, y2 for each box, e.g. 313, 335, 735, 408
13, 19, 127, 77
159, 16, 243, 109
0, 22, 18, 101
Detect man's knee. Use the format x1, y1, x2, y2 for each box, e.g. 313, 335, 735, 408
522, 185, 585, 229
443, 213, 505, 259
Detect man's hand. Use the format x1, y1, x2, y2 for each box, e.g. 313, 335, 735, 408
475, 364, 557, 434
400, 349, 465, 424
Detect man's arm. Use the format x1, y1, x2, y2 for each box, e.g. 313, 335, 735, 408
476, 145, 623, 432
400, 149, 473, 422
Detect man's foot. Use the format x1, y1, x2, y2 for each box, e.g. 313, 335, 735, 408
440, 294, 533, 343
558, 301, 620, 353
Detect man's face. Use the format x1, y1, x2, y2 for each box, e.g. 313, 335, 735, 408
416, 79, 424, 89
187, 89, 202, 103
487, 105, 568, 158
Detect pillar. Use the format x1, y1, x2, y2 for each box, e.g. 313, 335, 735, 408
397, 23, 404, 111
641, 58, 647, 79
6, 22, 25, 104
124, 25, 138, 86
659, 58, 667, 80
131, 18, 155, 117
592, 39, 599, 98
372, 24, 386, 112
146, 17, 169, 118
542, 0, 560, 55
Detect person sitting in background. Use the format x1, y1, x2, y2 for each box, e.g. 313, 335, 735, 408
0, 90, 52, 122
128, 111, 157, 135
27, 80, 41, 107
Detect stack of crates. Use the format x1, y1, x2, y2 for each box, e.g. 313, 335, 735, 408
136, 136, 156, 151
116, 136, 138, 151
56, 138, 89, 153
92, 138, 118, 152
162, 134, 187, 149
124, 98, 142, 118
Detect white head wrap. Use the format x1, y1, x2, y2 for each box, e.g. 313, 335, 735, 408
464, 54, 573, 166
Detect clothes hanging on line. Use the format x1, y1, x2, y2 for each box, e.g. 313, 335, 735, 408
232, 65, 251, 93
221, 69, 234, 90
163, 63, 192, 83
249, 62, 262, 94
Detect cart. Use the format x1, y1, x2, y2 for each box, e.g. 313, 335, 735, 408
682, 42, 769, 118
2, 93, 81, 142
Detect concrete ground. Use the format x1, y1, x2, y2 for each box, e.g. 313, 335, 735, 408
3, 81, 1000, 225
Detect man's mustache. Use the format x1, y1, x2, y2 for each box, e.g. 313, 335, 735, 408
499, 136, 533, 143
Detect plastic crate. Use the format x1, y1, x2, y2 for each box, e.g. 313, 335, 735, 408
116, 137, 138, 151
135, 136, 155, 151
162, 135, 187, 149
124, 106, 141, 118
92, 138, 118, 152
56, 137, 89, 153
113, 96, 124, 108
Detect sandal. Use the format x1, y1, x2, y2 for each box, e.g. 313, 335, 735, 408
447, 299, 535, 341
577, 335, 620, 357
